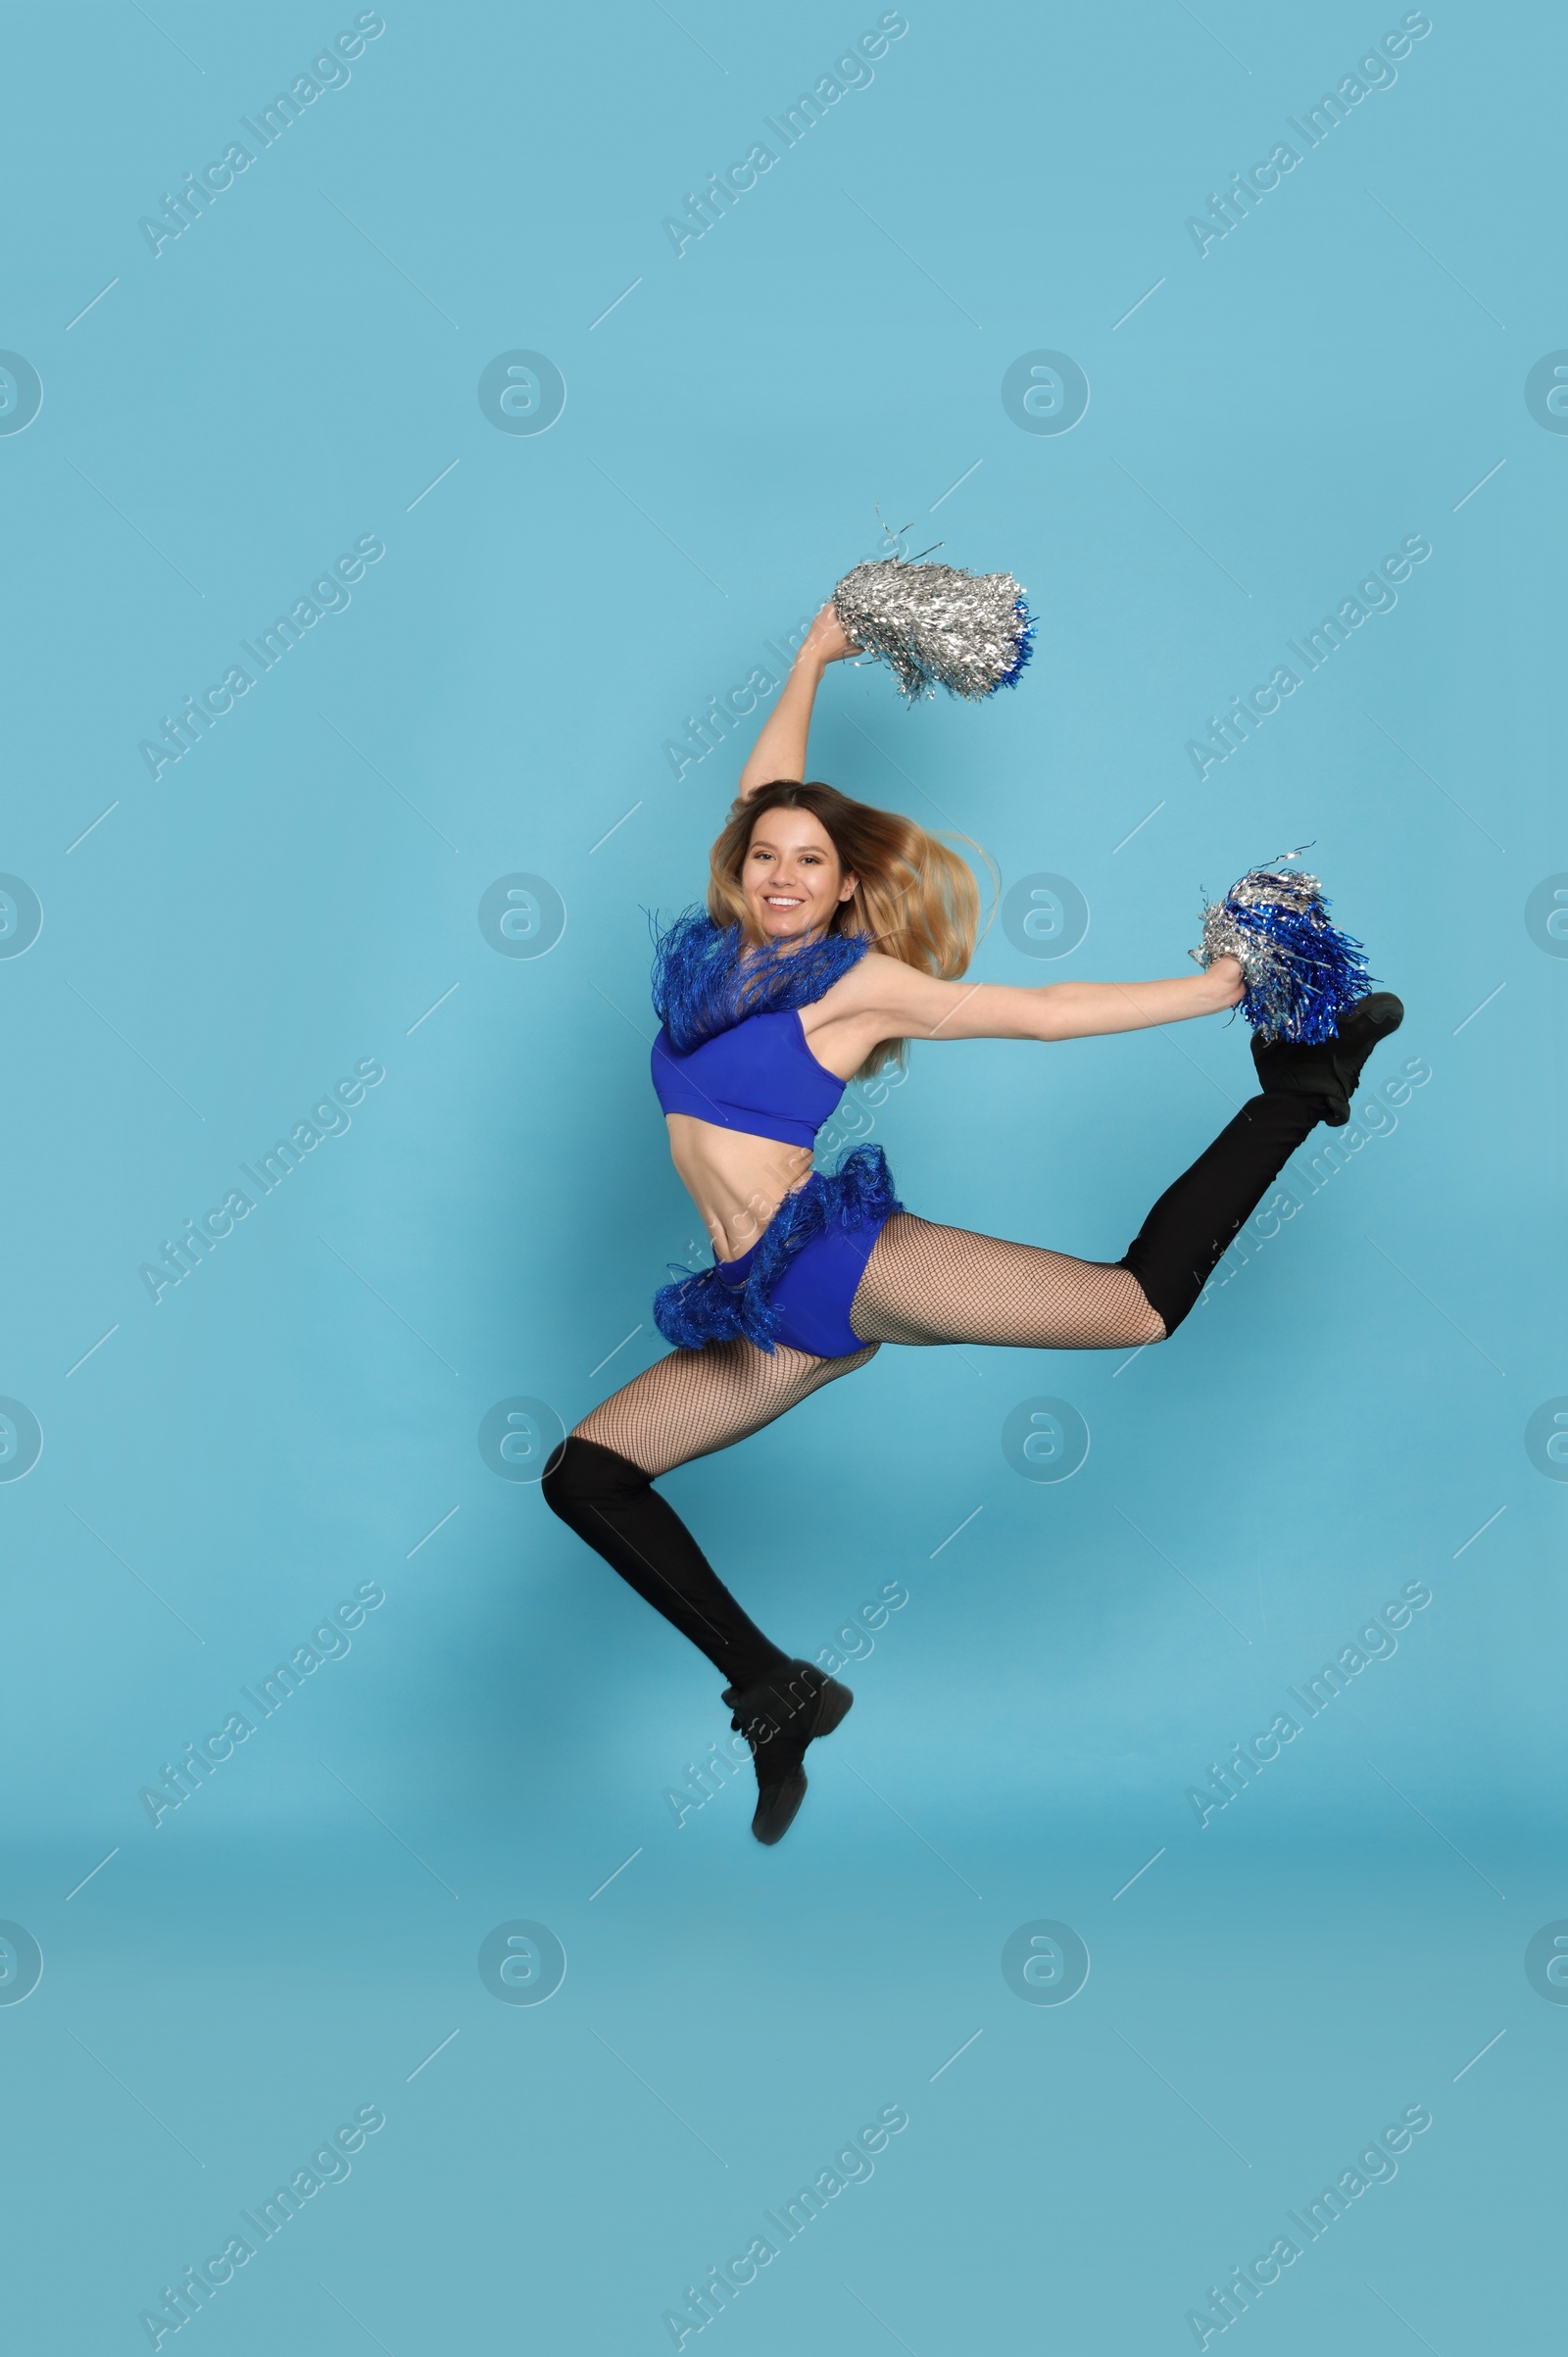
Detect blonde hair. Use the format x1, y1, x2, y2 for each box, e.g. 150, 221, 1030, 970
708, 780, 997, 1076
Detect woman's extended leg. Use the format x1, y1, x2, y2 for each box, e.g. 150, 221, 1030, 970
850, 997, 1404, 1350
541, 1335, 878, 1686
848, 1215, 1169, 1350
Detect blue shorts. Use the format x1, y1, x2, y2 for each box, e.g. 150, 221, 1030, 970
715, 1211, 890, 1358
651, 1144, 901, 1361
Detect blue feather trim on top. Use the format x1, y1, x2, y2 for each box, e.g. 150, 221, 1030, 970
649, 908, 871, 1053
653, 1144, 901, 1353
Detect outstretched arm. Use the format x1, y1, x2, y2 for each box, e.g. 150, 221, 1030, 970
737, 607, 858, 801
808, 949, 1246, 1068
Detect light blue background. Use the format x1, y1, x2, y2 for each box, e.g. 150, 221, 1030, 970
2, 1, 1561, 2348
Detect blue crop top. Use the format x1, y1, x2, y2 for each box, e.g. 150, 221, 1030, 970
651, 1007, 848, 1150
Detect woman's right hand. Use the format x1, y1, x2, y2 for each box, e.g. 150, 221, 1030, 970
799, 603, 859, 667
736, 603, 856, 800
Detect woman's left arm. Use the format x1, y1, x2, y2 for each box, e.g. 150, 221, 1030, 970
834, 952, 1245, 1048
1013, 962, 1245, 1038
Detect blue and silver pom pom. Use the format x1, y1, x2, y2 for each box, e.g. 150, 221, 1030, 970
1193, 857, 1375, 1044
832, 555, 1034, 703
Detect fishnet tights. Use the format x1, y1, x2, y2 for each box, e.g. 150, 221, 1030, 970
573, 1334, 881, 1479
848, 1212, 1168, 1350
571, 1214, 1163, 1479
551, 1089, 1335, 1688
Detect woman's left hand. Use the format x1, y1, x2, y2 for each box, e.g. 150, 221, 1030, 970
1206, 955, 1246, 1008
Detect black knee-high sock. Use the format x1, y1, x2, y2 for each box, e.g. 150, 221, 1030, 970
1120, 1092, 1324, 1335
541, 1437, 793, 1689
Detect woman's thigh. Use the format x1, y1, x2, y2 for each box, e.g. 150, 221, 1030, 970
573, 1334, 880, 1479
849, 1212, 1166, 1350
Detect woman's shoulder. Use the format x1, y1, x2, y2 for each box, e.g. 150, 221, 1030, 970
817, 948, 952, 1014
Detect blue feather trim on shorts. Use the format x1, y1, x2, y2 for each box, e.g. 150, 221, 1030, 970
654, 1144, 902, 1353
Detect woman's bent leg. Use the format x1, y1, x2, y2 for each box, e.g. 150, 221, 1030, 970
541, 1335, 877, 1685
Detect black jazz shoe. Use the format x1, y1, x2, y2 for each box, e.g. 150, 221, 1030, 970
720, 1661, 855, 1845
1250, 992, 1404, 1128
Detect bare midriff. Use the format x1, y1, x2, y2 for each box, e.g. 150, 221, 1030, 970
663, 1113, 815, 1263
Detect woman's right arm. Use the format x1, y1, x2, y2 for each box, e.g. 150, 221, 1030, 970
736, 606, 858, 801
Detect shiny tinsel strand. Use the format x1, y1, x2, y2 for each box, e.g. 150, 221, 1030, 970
832, 556, 1034, 702
1193, 862, 1375, 1043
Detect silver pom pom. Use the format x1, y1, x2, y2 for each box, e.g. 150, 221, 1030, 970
832, 555, 1034, 703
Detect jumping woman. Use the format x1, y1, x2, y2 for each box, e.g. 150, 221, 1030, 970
543, 607, 1403, 1843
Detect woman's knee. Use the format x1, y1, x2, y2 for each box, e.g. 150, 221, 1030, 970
539, 1435, 581, 1520
1114, 1266, 1168, 1346
541, 1432, 648, 1524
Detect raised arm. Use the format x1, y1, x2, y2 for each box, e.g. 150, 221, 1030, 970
806, 948, 1246, 1072
737, 606, 858, 800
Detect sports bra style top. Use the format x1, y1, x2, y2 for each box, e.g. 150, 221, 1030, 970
650, 1008, 846, 1151
647, 908, 872, 1153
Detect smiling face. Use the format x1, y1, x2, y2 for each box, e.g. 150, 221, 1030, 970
741, 805, 858, 946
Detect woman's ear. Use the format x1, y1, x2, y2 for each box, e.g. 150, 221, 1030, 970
838, 870, 859, 904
